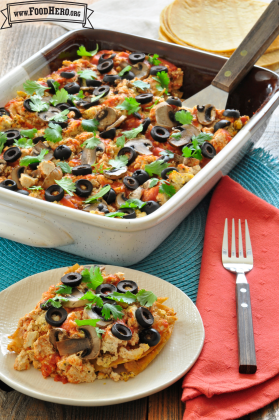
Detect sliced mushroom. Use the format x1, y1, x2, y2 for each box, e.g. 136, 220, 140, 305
106, 115, 127, 130
56, 336, 91, 356
197, 104, 216, 126
0, 159, 7, 176
115, 193, 127, 209
84, 307, 113, 329
81, 148, 97, 166
63, 287, 90, 308
125, 139, 152, 155
42, 167, 63, 189
11, 166, 25, 188
96, 107, 118, 131
122, 62, 149, 79
49, 328, 68, 349
155, 102, 178, 129
104, 167, 128, 180
32, 140, 53, 161
168, 125, 200, 147
129, 186, 143, 200
78, 325, 101, 359
38, 106, 60, 122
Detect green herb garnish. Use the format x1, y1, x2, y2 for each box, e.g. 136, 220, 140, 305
120, 198, 146, 209
132, 80, 150, 90
23, 80, 49, 97
77, 44, 99, 57
44, 122, 63, 143
147, 54, 161, 66
78, 69, 98, 80
159, 182, 176, 197
82, 118, 99, 133
20, 128, 37, 139
175, 110, 193, 125
106, 291, 137, 305
105, 212, 126, 218
144, 159, 169, 177
56, 161, 72, 174
41, 296, 69, 309
29, 95, 49, 112
75, 319, 100, 327
55, 177, 76, 196
153, 71, 170, 93
118, 65, 132, 77
116, 97, 141, 115
50, 88, 69, 106
55, 284, 72, 295
27, 186, 43, 191
136, 289, 157, 307
102, 303, 123, 320
13, 138, 33, 149
49, 109, 69, 123
0, 132, 7, 154
19, 149, 48, 167
108, 155, 128, 169
81, 266, 104, 290
84, 185, 111, 204
148, 178, 159, 188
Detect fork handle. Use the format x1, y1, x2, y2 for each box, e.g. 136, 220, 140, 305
236, 283, 257, 374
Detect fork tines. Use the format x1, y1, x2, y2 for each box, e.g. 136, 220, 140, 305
222, 219, 253, 262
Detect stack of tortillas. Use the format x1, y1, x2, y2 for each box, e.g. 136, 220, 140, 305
159, 0, 279, 71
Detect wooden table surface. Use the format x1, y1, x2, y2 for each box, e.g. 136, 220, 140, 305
0, 17, 279, 420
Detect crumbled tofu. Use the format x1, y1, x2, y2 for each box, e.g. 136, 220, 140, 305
38, 160, 55, 176
33, 335, 55, 359
14, 350, 31, 371
168, 171, 194, 190
118, 343, 149, 360
20, 173, 38, 188
57, 354, 96, 384
23, 331, 39, 349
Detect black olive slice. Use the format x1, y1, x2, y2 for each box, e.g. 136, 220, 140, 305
150, 126, 170, 142
201, 142, 216, 159
150, 66, 168, 75
133, 112, 142, 119
40, 300, 52, 310
144, 201, 160, 215
95, 283, 117, 298
72, 164, 92, 176
99, 128, 116, 140
85, 79, 102, 87
121, 71, 135, 81
0, 179, 17, 191
93, 85, 110, 97
67, 107, 82, 119
121, 208, 136, 219
132, 169, 150, 185
213, 120, 231, 132
103, 74, 121, 84
97, 203, 110, 214
33, 136, 46, 145
0, 107, 9, 117
54, 145, 71, 160
129, 52, 145, 64
139, 328, 160, 346
4, 129, 20, 146
23, 99, 35, 113
117, 280, 138, 294
29, 162, 39, 170
161, 167, 178, 180
123, 176, 139, 190
47, 79, 57, 94
98, 53, 116, 64
111, 323, 132, 341
17, 189, 29, 196
52, 121, 68, 129
75, 179, 93, 198
61, 272, 82, 287
136, 307, 154, 328
223, 109, 240, 119
166, 96, 182, 107
76, 99, 99, 110
60, 71, 76, 79
135, 93, 153, 105
3, 147, 21, 163
156, 154, 170, 163
45, 185, 64, 202
97, 59, 114, 74
45, 306, 67, 327
64, 82, 80, 94
56, 103, 70, 112
117, 146, 137, 166
142, 118, 151, 134
103, 185, 117, 204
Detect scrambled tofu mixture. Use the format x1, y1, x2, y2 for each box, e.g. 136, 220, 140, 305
8, 264, 177, 384
0, 46, 249, 218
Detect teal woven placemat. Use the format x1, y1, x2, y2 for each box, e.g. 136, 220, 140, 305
0, 147, 278, 302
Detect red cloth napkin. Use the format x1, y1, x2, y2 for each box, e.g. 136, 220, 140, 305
182, 175, 279, 419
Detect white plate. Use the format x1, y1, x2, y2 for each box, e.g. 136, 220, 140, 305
0, 266, 204, 406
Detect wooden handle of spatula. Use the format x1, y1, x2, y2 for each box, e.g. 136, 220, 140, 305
212, 0, 279, 93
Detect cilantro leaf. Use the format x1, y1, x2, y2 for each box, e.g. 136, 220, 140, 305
41, 296, 69, 309
77, 44, 99, 57
146, 99, 159, 110
82, 118, 99, 133
80, 290, 104, 307
55, 284, 72, 295
78, 69, 98, 80
109, 155, 128, 169
55, 177, 76, 196
120, 198, 146, 209
82, 136, 101, 149
116, 135, 125, 148
23, 80, 49, 97
96, 327, 105, 338
27, 186, 43, 191
132, 80, 150, 90
182, 140, 203, 160
191, 133, 213, 143
29, 95, 49, 112
0, 132, 7, 153
148, 178, 159, 188
106, 291, 137, 305
102, 303, 123, 320
182, 147, 192, 158
122, 124, 143, 139
13, 138, 33, 149
81, 266, 104, 290
75, 319, 100, 327
159, 182, 176, 197
20, 149, 48, 167
118, 65, 132, 77
84, 185, 111, 204
105, 212, 125, 218
144, 159, 169, 177
175, 110, 193, 125
136, 289, 157, 307
160, 149, 174, 158
68, 90, 84, 104
147, 54, 161, 66
50, 88, 69, 106
44, 122, 63, 143
153, 71, 170, 93
170, 131, 182, 141
56, 161, 72, 174
116, 97, 141, 115
20, 128, 37, 139
91, 92, 106, 103
49, 109, 69, 123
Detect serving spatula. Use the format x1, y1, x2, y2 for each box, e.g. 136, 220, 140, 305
183, 0, 279, 109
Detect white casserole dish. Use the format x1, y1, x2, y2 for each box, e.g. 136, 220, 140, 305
0, 29, 278, 265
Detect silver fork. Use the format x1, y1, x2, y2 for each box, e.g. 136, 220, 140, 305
222, 219, 257, 374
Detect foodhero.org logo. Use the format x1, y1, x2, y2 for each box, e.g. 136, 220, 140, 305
1, 1, 94, 29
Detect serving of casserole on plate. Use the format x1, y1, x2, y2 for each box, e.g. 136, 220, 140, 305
0, 266, 204, 406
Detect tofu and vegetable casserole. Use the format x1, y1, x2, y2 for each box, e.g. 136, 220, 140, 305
0, 45, 249, 218
8, 264, 177, 383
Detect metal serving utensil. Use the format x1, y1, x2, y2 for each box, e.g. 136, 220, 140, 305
183, 0, 279, 109
222, 219, 257, 374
